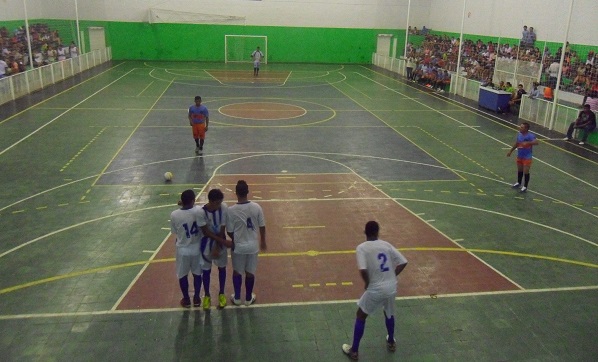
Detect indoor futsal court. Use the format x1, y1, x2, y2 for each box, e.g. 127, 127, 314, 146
1, 61, 597, 361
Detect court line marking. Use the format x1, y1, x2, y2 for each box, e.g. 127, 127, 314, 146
1, 284, 596, 321
0, 62, 125, 127
91, 77, 175, 187
0, 247, 595, 298
1, 152, 594, 258
0, 68, 135, 157
354, 68, 598, 180
330, 74, 465, 183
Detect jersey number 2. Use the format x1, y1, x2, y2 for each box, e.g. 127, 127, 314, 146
377, 253, 390, 272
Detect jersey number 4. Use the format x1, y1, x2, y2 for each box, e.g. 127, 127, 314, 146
377, 253, 390, 272
182, 222, 199, 239
246, 218, 255, 230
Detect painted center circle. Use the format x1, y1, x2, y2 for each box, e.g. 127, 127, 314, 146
220, 102, 307, 120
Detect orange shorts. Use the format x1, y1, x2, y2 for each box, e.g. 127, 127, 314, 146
192, 123, 206, 140
516, 158, 532, 166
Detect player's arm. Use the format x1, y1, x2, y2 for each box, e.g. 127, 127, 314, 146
359, 269, 369, 290
395, 262, 408, 276
200, 225, 230, 248
205, 114, 209, 131
259, 226, 266, 251
507, 141, 518, 157
188, 110, 193, 126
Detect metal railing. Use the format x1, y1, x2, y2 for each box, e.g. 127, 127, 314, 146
0, 47, 112, 106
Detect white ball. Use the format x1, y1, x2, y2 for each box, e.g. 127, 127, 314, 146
164, 172, 173, 181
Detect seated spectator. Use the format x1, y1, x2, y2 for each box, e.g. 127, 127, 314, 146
0, 56, 8, 78
47, 45, 56, 63
543, 85, 554, 101
504, 82, 515, 94
508, 84, 527, 113
57, 45, 66, 61
528, 82, 541, 99
564, 103, 597, 145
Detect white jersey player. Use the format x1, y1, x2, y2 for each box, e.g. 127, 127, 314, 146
251, 46, 264, 76
342, 221, 408, 361
226, 180, 266, 306
198, 189, 229, 310
170, 189, 204, 308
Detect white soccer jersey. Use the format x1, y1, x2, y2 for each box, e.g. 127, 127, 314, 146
226, 201, 265, 254
252, 50, 263, 61
356, 239, 408, 294
170, 206, 207, 255
198, 203, 228, 251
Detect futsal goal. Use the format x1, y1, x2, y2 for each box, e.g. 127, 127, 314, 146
225, 35, 268, 64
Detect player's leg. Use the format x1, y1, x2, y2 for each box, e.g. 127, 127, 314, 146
198, 124, 206, 150
383, 297, 396, 352
244, 253, 258, 306
190, 254, 203, 307
513, 160, 524, 188
343, 291, 378, 359
230, 252, 246, 305
522, 162, 531, 191
176, 253, 194, 308
192, 124, 200, 151
215, 247, 228, 308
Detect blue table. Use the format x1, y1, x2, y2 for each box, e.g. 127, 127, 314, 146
478, 87, 512, 112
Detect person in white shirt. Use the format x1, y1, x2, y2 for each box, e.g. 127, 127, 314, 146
0, 57, 8, 78
342, 221, 408, 361
226, 180, 266, 306
69, 41, 78, 58
251, 46, 264, 76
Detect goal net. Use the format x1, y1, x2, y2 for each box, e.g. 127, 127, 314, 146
225, 35, 268, 64
148, 8, 246, 25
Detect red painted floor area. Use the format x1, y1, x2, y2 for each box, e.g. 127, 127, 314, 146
117, 174, 519, 310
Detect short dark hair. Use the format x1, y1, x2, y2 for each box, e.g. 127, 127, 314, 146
235, 180, 249, 197
207, 188, 224, 202
583, 104, 591, 109
364, 221, 379, 238
194, 96, 201, 101
181, 189, 196, 205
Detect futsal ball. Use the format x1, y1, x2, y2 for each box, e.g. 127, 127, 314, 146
164, 172, 173, 181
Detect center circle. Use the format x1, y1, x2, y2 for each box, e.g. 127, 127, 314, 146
219, 102, 307, 120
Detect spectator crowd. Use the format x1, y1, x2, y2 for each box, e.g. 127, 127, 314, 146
0, 23, 78, 79
403, 25, 597, 100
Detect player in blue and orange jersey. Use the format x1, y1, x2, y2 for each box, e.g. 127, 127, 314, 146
507, 122, 539, 193
188, 95, 209, 153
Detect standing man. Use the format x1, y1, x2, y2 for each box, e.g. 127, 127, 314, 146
507, 122, 539, 193
342, 221, 408, 361
226, 180, 266, 306
188, 95, 209, 153
251, 46, 264, 76
564, 103, 597, 145
170, 189, 204, 308
198, 189, 230, 310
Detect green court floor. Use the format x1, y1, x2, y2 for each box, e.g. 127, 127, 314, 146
0, 61, 596, 361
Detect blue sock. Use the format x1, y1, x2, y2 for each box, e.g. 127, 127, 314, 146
352, 319, 366, 352
192, 274, 202, 299
233, 274, 242, 300
202, 269, 211, 297
245, 276, 255, 301
385, 315, 395, 342
218, 267, 226, 295
178, 276, 189, 299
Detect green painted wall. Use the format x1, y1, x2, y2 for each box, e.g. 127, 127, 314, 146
77, 21, 404, 64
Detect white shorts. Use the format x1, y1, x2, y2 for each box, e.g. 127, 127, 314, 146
201, 242, 228, 270
176, 249, 202, 279
231, 252, 258, 274
357, 289, 396, 316
253, 60, 260, 68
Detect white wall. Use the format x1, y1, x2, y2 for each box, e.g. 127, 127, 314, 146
31, 0, 425, 29
3, 0, 596, 46
428, 0, 598, 45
